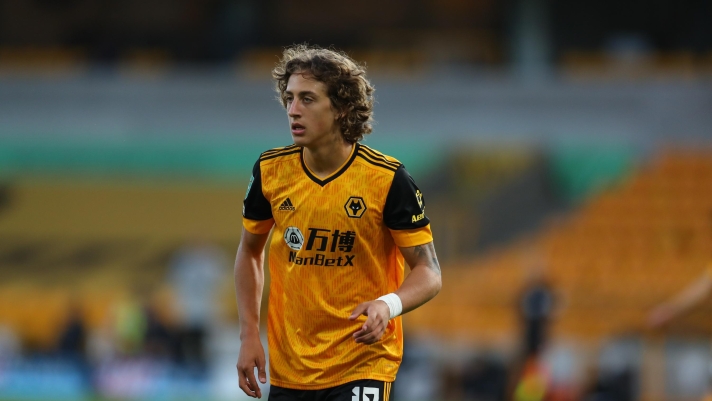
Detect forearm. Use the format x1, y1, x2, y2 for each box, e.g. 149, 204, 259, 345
234, 245, 265, 339
393, 241, 442, 315
395, 263, 442, 314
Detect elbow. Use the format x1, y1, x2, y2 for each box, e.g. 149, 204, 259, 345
430, 270, 442, 299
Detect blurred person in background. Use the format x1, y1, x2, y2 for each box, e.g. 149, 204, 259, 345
55, 301, 87, 361
142, 297, 175, 361
518, 263, 556, 359
235, 44, 442, 400
462, 353, 508, 401
169, 238, 229, 372
509, 257, 559, 401
580, 366, 636, 401
648, 263, 712, 401
113, 289, 148, 357
55, 300, 97, 393
0, 324, 20, 361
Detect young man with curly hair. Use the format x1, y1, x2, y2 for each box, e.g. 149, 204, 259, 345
234, 45, 441, 401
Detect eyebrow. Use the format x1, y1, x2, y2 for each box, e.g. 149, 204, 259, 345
284, 90, 318, 97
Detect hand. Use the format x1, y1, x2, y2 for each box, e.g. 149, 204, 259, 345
236, 334, 267, 398
349, 300, 391, 344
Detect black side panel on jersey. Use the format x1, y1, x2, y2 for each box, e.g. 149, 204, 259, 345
383, 165, 430, 230
243, 159, 273, 220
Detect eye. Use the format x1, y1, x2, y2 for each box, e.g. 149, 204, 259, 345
303, 97, 313, 104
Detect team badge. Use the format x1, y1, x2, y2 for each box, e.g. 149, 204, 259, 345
283, 226, 304, 250
344, 196, 367, 218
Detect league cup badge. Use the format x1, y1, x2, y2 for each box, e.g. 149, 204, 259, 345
284, 226, 304, 250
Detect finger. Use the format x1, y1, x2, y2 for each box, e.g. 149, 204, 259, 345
352, 324, 368, 338
353, 325, 382, 344
354, 333, 374, 344
354, 330, 381, 344
355, 319, 387, 343
349, 303, 369, 320
258, 360, 267, 384
246, 367, 262, 399
353, 324, 376, 340
237, 367, 257, 398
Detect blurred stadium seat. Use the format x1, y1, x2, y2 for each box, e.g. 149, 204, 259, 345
407, 148, 712, 343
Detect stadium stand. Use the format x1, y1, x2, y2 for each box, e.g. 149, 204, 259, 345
0, 148, 710, 353
406, 148, 712, 343
0, 180, 242, 350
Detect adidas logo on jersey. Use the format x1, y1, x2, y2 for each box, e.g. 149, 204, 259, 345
279, 198, 296, 211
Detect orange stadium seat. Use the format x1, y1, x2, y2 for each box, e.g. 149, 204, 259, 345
405, 149, 712, 344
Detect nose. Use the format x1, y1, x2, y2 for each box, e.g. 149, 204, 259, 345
287, 100, 300, 117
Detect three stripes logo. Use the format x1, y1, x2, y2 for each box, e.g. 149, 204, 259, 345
279, 198, 296, 211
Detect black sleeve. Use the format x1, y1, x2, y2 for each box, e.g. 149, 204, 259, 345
242, 159, 273, 220
383, 165, 430, 230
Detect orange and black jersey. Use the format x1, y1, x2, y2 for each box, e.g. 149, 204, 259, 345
242, 143, 433, 390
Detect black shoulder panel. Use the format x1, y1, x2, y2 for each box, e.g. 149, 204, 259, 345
383, 165, 430, 230
242, 159, 273, 220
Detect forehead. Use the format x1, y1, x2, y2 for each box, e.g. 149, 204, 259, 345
285, 73, 328, 95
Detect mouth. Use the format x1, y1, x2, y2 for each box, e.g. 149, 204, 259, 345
291, 122, 305, 135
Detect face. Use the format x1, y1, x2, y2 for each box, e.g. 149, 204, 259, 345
284, 73, 342, 148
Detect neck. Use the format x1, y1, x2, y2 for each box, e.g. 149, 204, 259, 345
303, 138, 354, 179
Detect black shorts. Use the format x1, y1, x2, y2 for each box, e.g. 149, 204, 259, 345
268, 379, 392, 401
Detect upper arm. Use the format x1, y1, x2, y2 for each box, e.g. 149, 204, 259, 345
399, 241, 440, 275
238, 227, 270, 258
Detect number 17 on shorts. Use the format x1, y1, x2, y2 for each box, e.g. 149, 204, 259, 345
350, 381, 392, 401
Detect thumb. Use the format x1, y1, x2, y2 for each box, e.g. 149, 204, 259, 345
349, 302, 369, 320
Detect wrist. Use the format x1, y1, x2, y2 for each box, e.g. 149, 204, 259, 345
239, 325, 260, 340
377, 293, 403, 319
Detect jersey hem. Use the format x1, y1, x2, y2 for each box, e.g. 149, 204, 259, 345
242, 217, 275, 234
270, 374, 396, 390
389, 224, 433, 247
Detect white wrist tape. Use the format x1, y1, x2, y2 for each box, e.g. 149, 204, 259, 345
377, 293, 403, 319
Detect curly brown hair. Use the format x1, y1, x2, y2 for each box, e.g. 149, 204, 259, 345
273, 44, 375, 144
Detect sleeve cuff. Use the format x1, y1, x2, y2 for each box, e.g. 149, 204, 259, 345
243, 217, 275, 234
389, 224, 433, 248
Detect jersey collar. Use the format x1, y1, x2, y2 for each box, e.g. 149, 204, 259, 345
300, 143, 359, 187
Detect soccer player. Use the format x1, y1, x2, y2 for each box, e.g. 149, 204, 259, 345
234, 45, 442, 400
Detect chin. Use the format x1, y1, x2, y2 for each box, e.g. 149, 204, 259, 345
291, 136, 309, 147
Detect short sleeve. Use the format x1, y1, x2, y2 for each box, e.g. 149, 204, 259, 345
242, 159, 274, 234
384, 165, 433, 247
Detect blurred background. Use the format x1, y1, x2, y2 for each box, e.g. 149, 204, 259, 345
0, 0, 711, 400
